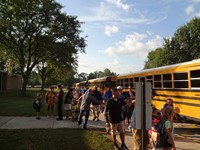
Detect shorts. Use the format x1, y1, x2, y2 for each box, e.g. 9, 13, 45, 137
110, 121, 125, 135
64, 104, 71, 110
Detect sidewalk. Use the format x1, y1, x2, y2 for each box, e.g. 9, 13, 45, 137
0, 116, 199, 150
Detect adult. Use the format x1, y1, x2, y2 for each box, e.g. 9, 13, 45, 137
117, 86, 129, 121
105, 88, 129, 150
126, 87, 135, 131
64, 88, 73, 119
77, 89, 102, 129
91, 86, 103, 121
56, 85, 64, 120
161, 98, 174, 118
45, 86, 56, 117
104, 87, 112, 101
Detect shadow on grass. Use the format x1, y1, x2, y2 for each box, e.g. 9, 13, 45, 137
0, 128, 114, 150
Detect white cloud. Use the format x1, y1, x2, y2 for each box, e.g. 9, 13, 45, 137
108, 59, 119, 65
190, 0, 200, 2
78, 1, 167, 25
104, 25, 119, 36
105, 0, 130, 12
104, 32, 163, 58
185, 5, 194, 15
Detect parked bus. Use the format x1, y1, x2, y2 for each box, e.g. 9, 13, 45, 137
73, 76, 117, 94
87, 76, 117, 93
117, 59, 200, 121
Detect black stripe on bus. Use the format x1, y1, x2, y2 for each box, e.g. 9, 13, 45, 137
155, 88, 200, 92
153, 98, 200, 107
156, 94, 200, 101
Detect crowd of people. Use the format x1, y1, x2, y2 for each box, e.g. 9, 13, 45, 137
32, 85, 176, 150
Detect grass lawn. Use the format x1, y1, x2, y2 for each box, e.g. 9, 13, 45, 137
0, 89, 115, 150
0, 88, 58, 116
0, 128, 114, 150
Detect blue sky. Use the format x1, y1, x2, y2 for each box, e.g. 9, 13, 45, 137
56, 0, 200, 75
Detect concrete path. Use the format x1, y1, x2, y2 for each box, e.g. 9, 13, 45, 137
0, 116, 200, 150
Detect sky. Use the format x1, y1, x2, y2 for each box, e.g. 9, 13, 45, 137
56, 0, 200, 75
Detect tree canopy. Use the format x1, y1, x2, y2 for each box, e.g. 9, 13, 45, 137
0, 0, 86, 95
144, 17, 200, 69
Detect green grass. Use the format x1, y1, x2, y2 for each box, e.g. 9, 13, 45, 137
0, 89, 57, 116
0, 128, 114, 150
0, 89, 115, 150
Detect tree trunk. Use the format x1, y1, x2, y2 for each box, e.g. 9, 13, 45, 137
41, 77, 45, 91
21, 76, 28, 96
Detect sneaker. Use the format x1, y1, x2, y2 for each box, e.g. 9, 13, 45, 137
121, 143, 129, 150
36, 117, 41, 120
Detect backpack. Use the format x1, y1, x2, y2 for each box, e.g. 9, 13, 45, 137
154, 119, 168, 148
33, 100, 38, 109
33, 99, 42, 109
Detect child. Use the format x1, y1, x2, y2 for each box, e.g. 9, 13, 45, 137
163, 106, 176, 150
33, 93, 42, 120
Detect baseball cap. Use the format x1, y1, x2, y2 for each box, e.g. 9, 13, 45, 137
116, 86, 123, 90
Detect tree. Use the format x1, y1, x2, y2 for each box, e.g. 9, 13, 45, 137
28, 71, 40, 87
163, 17, 200, 64
145, 17, 200, 69
36, 62, 54, 91
78, 72, 88, 81
0, 0, 86, 95
99, 68, 116, 77
144, 48, 166, 69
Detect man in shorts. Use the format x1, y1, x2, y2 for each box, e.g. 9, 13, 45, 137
105, 88, 129, 150
91, 86, 103, 121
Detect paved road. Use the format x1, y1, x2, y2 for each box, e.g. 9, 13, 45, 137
0, 115, 200, 150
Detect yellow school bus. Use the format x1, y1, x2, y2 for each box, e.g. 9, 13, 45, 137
87, 76, 117, 93
117, 59, 200, 121
73, 76, 117, 94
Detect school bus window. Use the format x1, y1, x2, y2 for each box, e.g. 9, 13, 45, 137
120, 79, 124, 87
125, 78, 129, 88
190, 70, 200, 78
130, 78, 134, 88
190, 70, 200, 88
174, 72, 188, 80
174, 72, 188, 88
135, 77, 139, 82
146, 75, 152, 79
140, 77, 145, 83
146, 75, 153, 85
117, 79, 120, 85
154, 74, 161, 88
163, 73, 172, 88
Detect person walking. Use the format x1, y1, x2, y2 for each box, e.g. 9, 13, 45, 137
105, 88, 129, 150
91, 86, 103, 121
77, 89, 102, 129
56, 85, 64, 120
